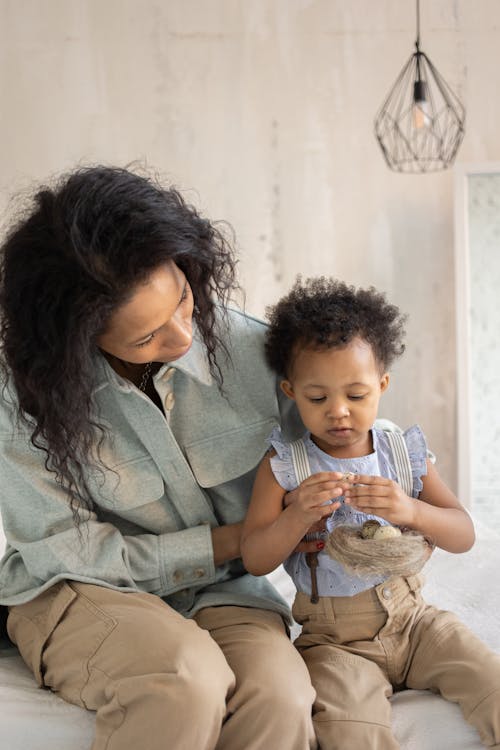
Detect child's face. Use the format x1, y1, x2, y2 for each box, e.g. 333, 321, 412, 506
281, 337, 389, 458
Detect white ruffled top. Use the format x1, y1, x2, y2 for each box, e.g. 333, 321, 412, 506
268, 425, 428, 597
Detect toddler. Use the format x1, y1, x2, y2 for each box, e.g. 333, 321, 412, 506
241, 277, 500, 750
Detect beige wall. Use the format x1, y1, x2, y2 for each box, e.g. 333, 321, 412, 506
1, 0, 499, 492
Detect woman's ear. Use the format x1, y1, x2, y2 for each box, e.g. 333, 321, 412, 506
380, 373, 390, 393
280, 379, 295, 400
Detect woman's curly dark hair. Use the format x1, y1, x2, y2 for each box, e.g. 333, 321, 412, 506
265, 276, 406, 377
0, 165, 237, 522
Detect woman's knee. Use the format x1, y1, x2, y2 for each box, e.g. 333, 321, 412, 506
105, 606, 236, 701
40, 585, 235, 711
168, 618, 236, 701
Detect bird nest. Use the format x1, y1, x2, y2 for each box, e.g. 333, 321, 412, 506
324, 522, 433, 578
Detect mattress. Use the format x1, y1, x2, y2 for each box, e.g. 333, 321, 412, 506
1, 519, 498, 749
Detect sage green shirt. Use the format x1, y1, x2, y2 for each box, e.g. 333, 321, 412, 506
0, 309, 302, 620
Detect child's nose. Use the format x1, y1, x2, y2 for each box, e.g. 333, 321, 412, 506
326, 400, 350, 419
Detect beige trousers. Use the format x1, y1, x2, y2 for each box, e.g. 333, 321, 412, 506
293, 574, 500, 750
8, 581, 317, 750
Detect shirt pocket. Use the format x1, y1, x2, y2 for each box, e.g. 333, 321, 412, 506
183, 418, 277, 488
90, 454, 165, 510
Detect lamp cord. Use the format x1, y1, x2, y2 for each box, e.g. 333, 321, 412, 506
415, 0, 421, 50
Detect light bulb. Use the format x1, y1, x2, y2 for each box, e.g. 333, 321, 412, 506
413, 80, 431, 129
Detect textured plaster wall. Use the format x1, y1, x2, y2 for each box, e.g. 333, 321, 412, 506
1, 0, 500, 493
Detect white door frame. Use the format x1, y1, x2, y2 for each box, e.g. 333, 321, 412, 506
453, 162, 500, 506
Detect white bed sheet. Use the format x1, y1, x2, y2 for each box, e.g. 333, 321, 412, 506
0, 520, 499, 749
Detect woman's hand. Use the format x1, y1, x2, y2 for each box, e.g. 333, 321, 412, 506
343, 474, 416, 527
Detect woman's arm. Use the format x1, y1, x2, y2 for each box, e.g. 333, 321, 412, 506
241, 455, 342, 575
344, 459, 475, 553
211, 523, 243, 566
0, 428, 222, 602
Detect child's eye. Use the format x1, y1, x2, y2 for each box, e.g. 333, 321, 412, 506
309, 396, 326, 403
349, 394, 366, 401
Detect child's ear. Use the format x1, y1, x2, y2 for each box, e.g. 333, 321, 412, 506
380, 373, 390, 393
280, 379, 296, 400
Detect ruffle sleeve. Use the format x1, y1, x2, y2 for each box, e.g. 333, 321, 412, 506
267, 426, 301, 492
404, 424, 428, 496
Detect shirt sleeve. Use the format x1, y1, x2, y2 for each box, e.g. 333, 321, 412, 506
267, 426, 300, 492
403, 424, 429, 497
0, 428, 216, 605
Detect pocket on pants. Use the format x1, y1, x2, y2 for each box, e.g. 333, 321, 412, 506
292, 592, 388, 643
7, 581, 77, 686
292, 593, 337, 634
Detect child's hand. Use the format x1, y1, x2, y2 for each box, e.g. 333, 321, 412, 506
284, 471, 347, 509
283, 472, 347, 532
343, 474, 416, 527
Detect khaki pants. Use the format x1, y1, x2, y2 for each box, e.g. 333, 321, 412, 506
293, 574, 500, 750
8, 581, 317, 750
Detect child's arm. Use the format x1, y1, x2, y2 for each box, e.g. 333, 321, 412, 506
344, 459, 475, 553
241, 454, 342, 576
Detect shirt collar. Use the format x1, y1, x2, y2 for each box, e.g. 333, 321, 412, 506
155, 327, 213, 387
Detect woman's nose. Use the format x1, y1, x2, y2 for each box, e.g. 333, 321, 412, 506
170, 311, 193, 348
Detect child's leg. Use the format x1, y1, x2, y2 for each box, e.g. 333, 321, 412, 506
297, 641, 400, 750
194, 605, 317, 750
293, 590, 401, 750
406, 606, 500, 748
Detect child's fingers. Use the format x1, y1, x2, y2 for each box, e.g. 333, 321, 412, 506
349, 474, 391, 486
299, 500, 340, 515
345, 492, 391, 510
284, 484, 344, 507
345, 485, 389, 500
302, 473, 354, 490
304, 471, 347, 482
311, 489, 343, 505
318, 500, 340, 514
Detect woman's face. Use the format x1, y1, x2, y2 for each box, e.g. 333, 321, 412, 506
97, 262, 194, 364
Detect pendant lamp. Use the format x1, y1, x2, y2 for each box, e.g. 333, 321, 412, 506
374, 0, 465, 173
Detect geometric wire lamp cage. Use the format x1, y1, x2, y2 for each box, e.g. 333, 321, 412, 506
374, 0, 465, 173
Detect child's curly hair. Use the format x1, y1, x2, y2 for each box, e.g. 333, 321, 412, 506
265, 277, 407, 377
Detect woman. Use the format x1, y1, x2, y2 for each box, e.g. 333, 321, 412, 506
0, 166, 322, 750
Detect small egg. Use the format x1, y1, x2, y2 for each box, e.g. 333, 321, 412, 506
373, 525, 402, 540
361, 520, 381, 539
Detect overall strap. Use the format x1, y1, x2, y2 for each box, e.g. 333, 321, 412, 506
289, 438, 312, 484
383, 430, 413, 496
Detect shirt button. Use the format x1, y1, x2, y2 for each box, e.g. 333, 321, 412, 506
173, 570, 183, 583
164, 391, 175, 411
163, 367, 175, 382
382, 587, 392, 599
194, 568, 206, 579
